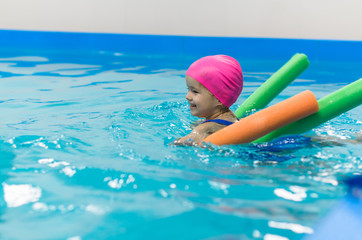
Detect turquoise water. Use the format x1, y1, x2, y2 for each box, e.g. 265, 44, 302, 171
0, 50, 361, 240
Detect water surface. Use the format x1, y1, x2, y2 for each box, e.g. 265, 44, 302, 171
0, 50, 361, 240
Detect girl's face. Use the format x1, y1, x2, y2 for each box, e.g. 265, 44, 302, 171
185, 75, 222, 119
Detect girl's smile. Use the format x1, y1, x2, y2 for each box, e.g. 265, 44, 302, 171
189, 103, 196, 109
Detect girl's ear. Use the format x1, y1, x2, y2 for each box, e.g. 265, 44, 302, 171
216, 99, 229, 112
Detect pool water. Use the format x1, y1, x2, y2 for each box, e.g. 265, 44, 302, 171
0, 49, 361, 240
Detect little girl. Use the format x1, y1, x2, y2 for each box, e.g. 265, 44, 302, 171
174, 55, 243, 145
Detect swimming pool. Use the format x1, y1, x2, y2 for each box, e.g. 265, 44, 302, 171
0, 30, 361, 240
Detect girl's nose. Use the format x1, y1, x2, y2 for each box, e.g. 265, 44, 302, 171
185, 91, 192, 101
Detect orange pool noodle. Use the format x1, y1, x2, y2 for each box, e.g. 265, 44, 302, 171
203, 90, 319, 145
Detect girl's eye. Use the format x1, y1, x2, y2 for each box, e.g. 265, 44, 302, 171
187, 88, 198, 94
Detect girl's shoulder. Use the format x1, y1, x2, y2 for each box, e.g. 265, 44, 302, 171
213, 110, 238, 123
202, 119, 234, 126
199, 119, 236, 136
175, 111, 238, 145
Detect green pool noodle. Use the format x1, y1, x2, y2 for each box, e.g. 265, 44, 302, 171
235, 53, 310, 119
254, 78, 362, 143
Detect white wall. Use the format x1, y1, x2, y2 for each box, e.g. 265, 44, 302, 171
1, 0, 362, 41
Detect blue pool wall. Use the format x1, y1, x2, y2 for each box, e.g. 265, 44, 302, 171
1, 30, 362, 64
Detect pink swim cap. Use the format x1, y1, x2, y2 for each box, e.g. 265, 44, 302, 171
186, 55, 243, 108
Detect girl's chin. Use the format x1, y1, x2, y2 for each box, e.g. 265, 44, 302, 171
190, 110, 199, 117
190, 111, 203, 118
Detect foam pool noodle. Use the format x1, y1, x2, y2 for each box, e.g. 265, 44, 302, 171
254, 78, 362, 143
203, 90, 319, 145
234, 53, 310, 119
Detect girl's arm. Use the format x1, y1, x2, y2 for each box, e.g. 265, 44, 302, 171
173, 122, 222, 146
